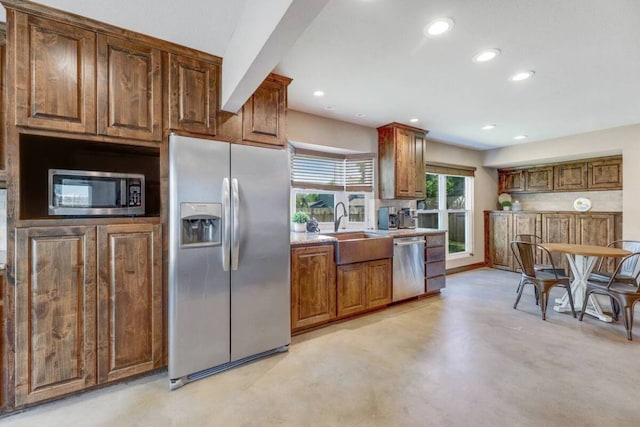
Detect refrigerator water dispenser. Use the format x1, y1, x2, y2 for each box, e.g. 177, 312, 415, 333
180, 202, 222, 247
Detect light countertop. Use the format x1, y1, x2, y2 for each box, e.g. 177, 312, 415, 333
290, 228, 445, 246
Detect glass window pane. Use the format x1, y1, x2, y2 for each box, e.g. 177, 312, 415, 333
418, 212, 439, 229
425, 174, 439, 209
295, 193, 334, 222
446, 176, 466, 209
448, 212, 466, 253
348, 194, 365, 222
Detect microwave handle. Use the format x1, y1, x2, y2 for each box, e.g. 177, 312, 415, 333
121, 180, 127, 207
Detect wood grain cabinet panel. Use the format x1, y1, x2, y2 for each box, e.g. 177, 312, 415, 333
14, 13, 96, 133
525, 167, 553, 192
337, 263, 368, 317
96, 224, 162, 383
554, 162, 588, 191
498, 169, 525, 193
242, 74, 291, 147
168, 53, 219, 136
97, 35, 162, 141
487, 212, 513, 270
14, 226, 97, 406
541, 213, 576, 273
425, 232, 447, 295
366, 259, 392, 308
290, 245, 336, 332
378, 123, 428, 199
588, 158, 622, 190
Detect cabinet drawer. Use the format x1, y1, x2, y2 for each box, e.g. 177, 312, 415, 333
426, 246, 445, 262
425, 233, 445, 247
426, 275, 446, 293
426, 261, 445, 278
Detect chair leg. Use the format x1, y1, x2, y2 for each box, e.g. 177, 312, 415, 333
620, 304, 634, 341
579, 290, 591, 321
565, 283, 577, 318
610, 298, 620, 321
513, 281, 526, 310
516, 277, 524, 294
539, 289, 548, 321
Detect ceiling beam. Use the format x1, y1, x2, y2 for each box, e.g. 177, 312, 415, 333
220, 0, 329, 113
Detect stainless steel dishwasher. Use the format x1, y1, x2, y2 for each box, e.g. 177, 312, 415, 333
392, 236, 425, 302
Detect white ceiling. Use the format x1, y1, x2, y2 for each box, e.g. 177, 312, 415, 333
4, 0, 640, 151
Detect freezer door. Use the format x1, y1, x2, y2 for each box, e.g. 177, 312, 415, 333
168, 135, 231, 379
230, 144, 291, 361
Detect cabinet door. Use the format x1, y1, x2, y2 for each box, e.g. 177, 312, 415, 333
97, 35, 162, 141
168, 54, 218, 136
366, 259, 392, 308
337, 263, 367, 317
588, 158, 622, 190
575, 213, 617, 272
394, 128, 415, 197
14, 13, 96, 133
14, 226, 97, 405
96, 224, 162, 383
513, 213, 542, 264
290, 245, 336, 332
488, 212, 513, 270
525, 167, 553, 192
414, 133, 426, 198
498, 169, 525, 193
554, 163, 587, 191
541, 213, 576, 272
242, 75, 290, 147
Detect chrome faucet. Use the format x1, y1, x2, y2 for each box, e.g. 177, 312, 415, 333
334, 202, 347, 232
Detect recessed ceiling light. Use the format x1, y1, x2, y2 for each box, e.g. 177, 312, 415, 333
324, 105, 335, 111
313, 90, 325, 97
410, 118, 419, 123
355, 113, 367, 118
513, 135, 527, 140
510, 71, 535, 82
424, 17, 454, 37
481, 124, 496, 130
473, 48, 501, 63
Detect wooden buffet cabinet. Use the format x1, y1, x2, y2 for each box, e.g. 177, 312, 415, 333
0, 0, 291, 412
377, 123, 427, 199
485, 211, 622, 274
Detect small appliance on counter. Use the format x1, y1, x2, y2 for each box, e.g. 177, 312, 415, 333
306, 217, 320, 232
398, 208, 416, 229
378, 207, 399, 230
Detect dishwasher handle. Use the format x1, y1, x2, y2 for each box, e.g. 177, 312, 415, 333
394, 238, 425, 246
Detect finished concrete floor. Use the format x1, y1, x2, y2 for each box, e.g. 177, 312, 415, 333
2, 268, 639, 427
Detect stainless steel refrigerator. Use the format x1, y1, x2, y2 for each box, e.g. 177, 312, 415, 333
168, 134, 290, 389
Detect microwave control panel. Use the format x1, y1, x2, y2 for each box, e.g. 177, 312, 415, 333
128, 179, 143, 207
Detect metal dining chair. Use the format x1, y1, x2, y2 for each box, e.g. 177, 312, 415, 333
580, 252, 640, 340
511, 240, 577, 320
513, 234, 566, 294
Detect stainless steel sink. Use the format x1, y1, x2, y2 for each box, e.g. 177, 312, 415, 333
321, 232, 393, 265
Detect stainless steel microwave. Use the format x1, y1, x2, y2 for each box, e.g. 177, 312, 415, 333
48, 169, 145, 216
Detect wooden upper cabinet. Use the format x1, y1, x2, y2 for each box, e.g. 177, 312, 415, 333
554, 162, 588, 191
525, 166, 553, 192
14, 226, 97, 406
97, 35, 162, 141
14, 13, 96, 133
96, 224, 162, 383
498, 169, 525, 193
242, 74, 292, 147
168, 53, 219, 136
588, 157, 622, 190
378, 122, 428, 199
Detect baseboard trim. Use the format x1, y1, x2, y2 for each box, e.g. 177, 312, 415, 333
446, 262, 486, 275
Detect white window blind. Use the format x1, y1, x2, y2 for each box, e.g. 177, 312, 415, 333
291, 148, 374, 192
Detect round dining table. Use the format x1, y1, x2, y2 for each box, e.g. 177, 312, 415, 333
539, 243, 631, 322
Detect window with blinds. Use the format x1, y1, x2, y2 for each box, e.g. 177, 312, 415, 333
290, 148, 374, 192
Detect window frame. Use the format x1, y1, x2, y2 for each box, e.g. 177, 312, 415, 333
290, 189, 372, 232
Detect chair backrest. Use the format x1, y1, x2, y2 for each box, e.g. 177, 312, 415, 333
607, 240, 640, 278
607, 252, 640, 292
514, 234, 542, 244
511, 241, 537, 277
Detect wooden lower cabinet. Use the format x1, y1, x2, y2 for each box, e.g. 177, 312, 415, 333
13, 223, 162, 406
425, 233, 447, 294
337, 258, 392, 317
487, 212, 513, 270
290, 245, 336, 332
96, 224, 162, 383
14, 226, 97, 406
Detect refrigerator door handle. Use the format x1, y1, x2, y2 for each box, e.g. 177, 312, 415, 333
222, 177, 231, 271
232, 178, 240, 271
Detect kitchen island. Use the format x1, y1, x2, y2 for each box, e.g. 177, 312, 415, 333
290, 228, 447, 333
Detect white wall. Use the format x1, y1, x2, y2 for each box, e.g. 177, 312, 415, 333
288, 110, 493, 269
483, 123, 640, 239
